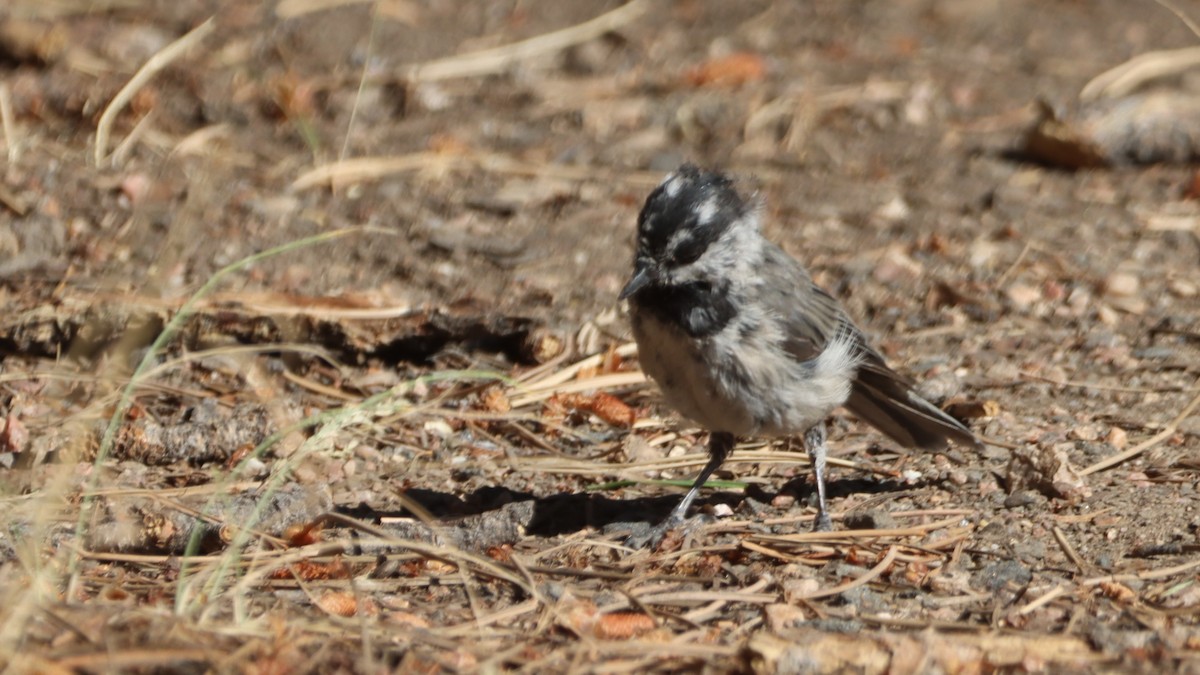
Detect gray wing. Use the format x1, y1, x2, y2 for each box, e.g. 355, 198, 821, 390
760, 244, 980, 451
756, 245, 844, 363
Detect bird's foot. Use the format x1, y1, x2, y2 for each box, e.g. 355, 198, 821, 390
624, 513, 712, 549
812, 510, 834, 533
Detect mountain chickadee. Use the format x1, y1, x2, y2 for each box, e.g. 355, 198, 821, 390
620, 164, 980, 544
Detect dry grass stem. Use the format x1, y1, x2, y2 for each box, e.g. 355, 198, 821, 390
1080, 384, 1200, 475
291, 151, 662, 191
509, 372, 646, 408
750, 515, 967, 544
1080, 46, 1200, 101
1154, 0, 1200, 39
1017, 586, 1068, 615
516, 343, 639, 387
401, 0, 651, 83
0, 83, 17, 163
789, 546, 899, 600
94, 17, 215, 165
109, 109, 156, 166
516, 447, 871, 478
1052, 526, 1090, 575
1082, 557, 1200, 587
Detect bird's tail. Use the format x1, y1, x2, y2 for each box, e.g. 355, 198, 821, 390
844, 364, 980, 451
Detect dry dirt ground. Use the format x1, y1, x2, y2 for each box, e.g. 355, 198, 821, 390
2, 0, 1200, 672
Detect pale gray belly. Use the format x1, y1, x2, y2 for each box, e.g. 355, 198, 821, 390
633, 312, 757, 434
631, 311, 846, 437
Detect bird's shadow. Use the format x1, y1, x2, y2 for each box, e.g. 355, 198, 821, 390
335, 474, 929, 538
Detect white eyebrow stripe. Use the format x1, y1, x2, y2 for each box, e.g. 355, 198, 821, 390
666, 228, 687, 248
662, 174, 682, 198
696, 196, 718, 226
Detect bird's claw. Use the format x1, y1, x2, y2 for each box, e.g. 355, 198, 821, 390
813, 511, 833, 532
624, 513, 711, 549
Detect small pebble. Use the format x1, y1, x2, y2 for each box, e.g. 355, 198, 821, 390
711, 503, 734, 518
1006, 283, 1041, 310
972, 559, 1032, 592
1004, 491, 1041, 509
1168, 277, 1197, 297
1106, 426, 1128, 449
873, 247, 923, 285
843, 510, 898, 530
1103, 272, 1139, 297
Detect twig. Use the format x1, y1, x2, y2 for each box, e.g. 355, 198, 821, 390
1052, 526, 1090, 575
1154, 0, 1200, 40
231, 540, 352, 593
458, 565, 486, 642
291, 151, 662, 191
1080, 46, 1200, 101
0, 83, 17, 163
613, 543, 740, 568
1053, 508, 1112, 524
631, 590, 776, 607
504, 420, 569, 457
441, 599, 540, 637
994, 241, 1033, 288
857, 614, 993, 632
1082, 557, 1200, 587
518, 447, 875, 477
109, 109, 157, 166
509, 372, 647, 408
790, 546, 899, 600
338, 7, 378, 169
49, 649, 219, 671
401, 0, 651, 83
749, 515, 967, 544
754, 508, 975, 530
50, 288, 414, 320
681, 577, 774, 624
516, 342, 639, 387
549, 640, 736, 660
739, 540, 829, 566
1080, 385, 1200, 475
1019, 371, 1186, 395
885, 508, 977, 518
922, 592, 992, 608
613, 587, 698, 631
918, 529, 973, 551
95, 18, 215, 165
281, 370, 358, 401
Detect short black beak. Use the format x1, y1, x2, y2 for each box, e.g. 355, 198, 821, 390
619, 264, 653, 300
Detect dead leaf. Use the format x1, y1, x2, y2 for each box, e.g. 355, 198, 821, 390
1098, 581, 1136, 604
592, 612, 657, 640
684, 52, 767, 88
316, 591, 377, 617
480, 386, 511, 413
1, 412, 27, 453
1007, 444, 1091, 501
546, 392, 635, 427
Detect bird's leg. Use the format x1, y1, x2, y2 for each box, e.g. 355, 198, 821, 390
668, 431, 734, 524
804, 422, 834, 532
627, 431, 734, 548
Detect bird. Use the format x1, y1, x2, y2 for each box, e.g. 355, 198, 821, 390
620, 163, 980, 545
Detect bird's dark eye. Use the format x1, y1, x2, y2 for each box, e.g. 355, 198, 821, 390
671, 236, 707, 266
